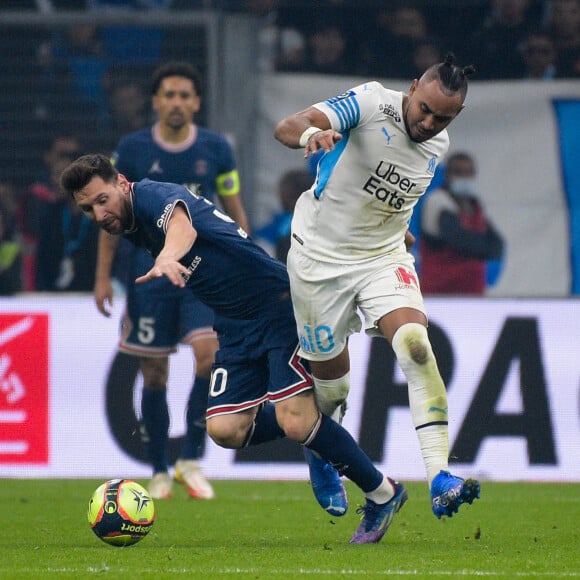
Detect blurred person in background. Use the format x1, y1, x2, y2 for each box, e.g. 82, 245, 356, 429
39, 23, 109, 122
255, 168, 313, 263
274, 28, 307, 72
94, 61, 250, 501
103, 66, 149, 136
0, 182, 22, 296
521, 29, 559, 78
302, 19, 355, 75
0, 181, 19, 230
469, 0, 538, 79
544, 0, 580, 76
18, 134, 96, 292
34, 198, 98, 292
32, 138, 100, 292
97, 65, 150, 153
419, 152, 504, 295
363, 5, 434, 78
410, 37, 444, 77
86, 0, 164, 67
241, 0, 307, 72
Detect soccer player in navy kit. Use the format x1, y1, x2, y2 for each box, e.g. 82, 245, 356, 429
94, 62, 249, 500
63, 154, 411, 544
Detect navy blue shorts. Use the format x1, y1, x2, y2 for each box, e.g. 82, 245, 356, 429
206, 307, 313, 417
119, 275, 216, 357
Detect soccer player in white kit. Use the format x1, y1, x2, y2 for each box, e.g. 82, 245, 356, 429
275, 54, 481, 541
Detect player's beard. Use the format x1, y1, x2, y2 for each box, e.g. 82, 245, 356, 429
100, 217, 124, 235
120, 194, 134, 233
403, 106, 428, 143
101, 198, 132, 234
166, 110, 187, 131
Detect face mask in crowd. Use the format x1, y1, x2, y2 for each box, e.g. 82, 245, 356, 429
448, 177, 477, 197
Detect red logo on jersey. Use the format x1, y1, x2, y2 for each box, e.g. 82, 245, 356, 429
0, 314, 49, 464
395, 267, 418, 288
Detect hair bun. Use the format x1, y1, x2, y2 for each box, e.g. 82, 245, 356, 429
444, 52, 456, 66
462, 64, 476, 78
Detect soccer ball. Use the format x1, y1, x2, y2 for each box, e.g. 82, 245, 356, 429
87, 479, 155, 547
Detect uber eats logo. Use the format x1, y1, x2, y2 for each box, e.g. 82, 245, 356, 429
362, 162, 418, 209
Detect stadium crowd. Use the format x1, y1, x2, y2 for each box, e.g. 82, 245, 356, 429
3, 1, 579, 79
244, 0, 579, 79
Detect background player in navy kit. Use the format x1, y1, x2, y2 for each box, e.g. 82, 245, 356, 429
94, 62, 249, 500
64, 154, 410, 545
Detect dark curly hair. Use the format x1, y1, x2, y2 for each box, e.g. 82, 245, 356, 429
61, 154, 118, 197
151, 61, 203, 96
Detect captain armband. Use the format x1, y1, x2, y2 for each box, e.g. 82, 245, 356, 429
216, 169, 241, 197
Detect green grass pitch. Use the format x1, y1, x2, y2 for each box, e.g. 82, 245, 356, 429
0, 479, 578, 578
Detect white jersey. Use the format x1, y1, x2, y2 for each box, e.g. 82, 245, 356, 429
292, 81, 449, 263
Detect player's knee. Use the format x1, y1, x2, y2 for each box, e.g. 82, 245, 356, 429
391, 323, 432, 367
278, 417, 306, 442
275, 395, 318, 441
206, 424, 240, 448
140, 356, 169, 387
206, 415, 249, 449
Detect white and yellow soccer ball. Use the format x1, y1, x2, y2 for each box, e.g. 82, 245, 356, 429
88, 479, 155, 547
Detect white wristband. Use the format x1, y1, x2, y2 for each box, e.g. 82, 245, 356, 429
299, 127, 322, 147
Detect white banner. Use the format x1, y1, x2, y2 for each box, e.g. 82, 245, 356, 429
1, 295, 579, 482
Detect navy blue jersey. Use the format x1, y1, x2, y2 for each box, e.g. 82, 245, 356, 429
124, 179, 289, 322
112, 124, 240, 278
112, 125, 237, 201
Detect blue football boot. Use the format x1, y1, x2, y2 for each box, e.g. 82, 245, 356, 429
303, 447, 348, 517
431, 470, 480, 519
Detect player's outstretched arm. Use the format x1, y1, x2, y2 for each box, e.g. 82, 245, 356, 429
274, 107, 340, 158
94, 230, 121, 317
135, 205, 197, 288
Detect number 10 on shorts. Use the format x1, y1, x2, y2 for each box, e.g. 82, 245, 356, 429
299, 324, 335, 354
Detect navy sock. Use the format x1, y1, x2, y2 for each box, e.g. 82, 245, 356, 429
306, 414, 383, 493
180, 376, 210, 460
243, 403, 285, 447
140, 388, 169, 474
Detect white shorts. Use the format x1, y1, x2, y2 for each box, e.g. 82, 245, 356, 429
287, 244, 426, 361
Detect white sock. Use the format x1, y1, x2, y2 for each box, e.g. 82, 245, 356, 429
416, 427, 448, 485
366, 477, 395, 504
313, 373, 350, 422
391, 323, 449, 485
